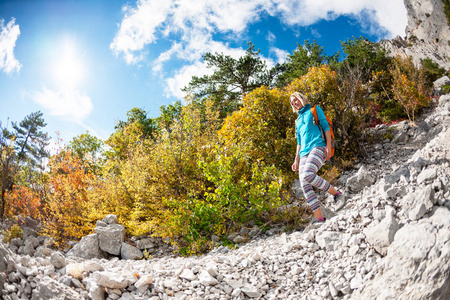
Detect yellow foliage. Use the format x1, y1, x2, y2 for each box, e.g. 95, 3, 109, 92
219, 86, 297, 182
2, 224, 23, 243
390, 56, 430, 125
86, 98, 222, 239
287, 65, 342, 117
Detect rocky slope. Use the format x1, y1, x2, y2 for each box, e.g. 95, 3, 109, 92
1, 88, 450, 299
380, 0, 450, 69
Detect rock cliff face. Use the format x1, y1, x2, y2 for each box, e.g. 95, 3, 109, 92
380, 0, 450, 69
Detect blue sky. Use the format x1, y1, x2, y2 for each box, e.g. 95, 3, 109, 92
0, 0, 407, 146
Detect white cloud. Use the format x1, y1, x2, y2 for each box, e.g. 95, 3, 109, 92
164, 60, 213, 99
271, 47, 289, 64
112, 0, 408, 98
0, 18, 21, 74
32, 88, 93, 122
267, 31, 276, 43
311, 29, 321, 38
273, 0, 407, 38
161, 38, 254, 98
110, 0, 174, 64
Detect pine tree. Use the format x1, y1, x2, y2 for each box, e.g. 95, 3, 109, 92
10, 111, 50, 167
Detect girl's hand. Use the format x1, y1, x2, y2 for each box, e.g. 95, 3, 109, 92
325, 145, 332, 161
292, 158, 299, 172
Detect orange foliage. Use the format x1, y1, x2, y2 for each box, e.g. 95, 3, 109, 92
4, 185, 41, 219
40, 149, 96, 247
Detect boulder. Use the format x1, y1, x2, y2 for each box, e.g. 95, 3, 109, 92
417, 166, 438, 184
439, 94, 450, 107
31, 276, 83, 300
198, 270, 219, 286
24, 217, 40, 229
402, 184, 436, 221
67, 234, 105, 259
134, 274, 154, 293
363, 212, 399, 256
0, 243, 15, 290
22, 238, 36, 256
347, 166, 376, 193
242, 285, 261, 298
179, 269, 197, 281
84, 280, 105, 300
385, 166, 410, 184
136, 238, 154, 250
434, 76, 450, 94
95, 224, 125, 256
22, 227, 38, 239
34, 246, 53, 258
120, 242, 143, 260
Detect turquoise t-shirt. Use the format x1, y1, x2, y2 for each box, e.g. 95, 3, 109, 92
295, 104, 330, 157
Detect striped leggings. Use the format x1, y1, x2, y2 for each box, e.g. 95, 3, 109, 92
299, 147, 331, 211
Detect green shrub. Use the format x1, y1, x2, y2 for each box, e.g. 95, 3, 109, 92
409, 35, 418, 43
2, 224, 23, 243
443, 85, 450, 94
420, 58, 446, 89
443, 0, 450, 26
163, 150, 286, 256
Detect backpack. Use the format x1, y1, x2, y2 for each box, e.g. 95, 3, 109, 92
311, 105, 336, 158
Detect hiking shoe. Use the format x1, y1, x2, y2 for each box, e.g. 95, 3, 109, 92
310, 218, 326, 226
333, 192, 346, 212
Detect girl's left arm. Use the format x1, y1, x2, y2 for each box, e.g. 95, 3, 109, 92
324, 130, 332, 161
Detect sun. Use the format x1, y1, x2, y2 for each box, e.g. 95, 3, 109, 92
52, 39, 85, 89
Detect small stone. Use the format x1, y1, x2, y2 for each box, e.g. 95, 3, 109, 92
198, 270, 219, 286
350, 274, 363, 289
50, 252, 66, 269
329, 282, 338, 297
232, 288, 242, 297
179, 269, 197, 281
242, 285, 260, 298
233, 235, 247, 244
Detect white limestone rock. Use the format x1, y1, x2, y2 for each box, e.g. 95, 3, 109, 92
198, 270, 219, 286
95, 224, 125, 256
363, 213, 399, 256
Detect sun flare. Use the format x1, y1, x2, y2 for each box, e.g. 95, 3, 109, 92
52, 39, 85, 89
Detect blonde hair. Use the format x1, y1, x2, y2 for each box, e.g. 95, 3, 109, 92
290, 92, 309, 112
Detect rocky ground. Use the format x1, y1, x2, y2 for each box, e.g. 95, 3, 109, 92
1, 90, 450, 299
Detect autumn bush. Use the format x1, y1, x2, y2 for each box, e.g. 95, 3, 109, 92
40, 149, 97, 248
164, 147, 286, 255
390, 56, 431, 125
4, 185, 41, 219
219, 86, 297, 183
370, 70, 406, 123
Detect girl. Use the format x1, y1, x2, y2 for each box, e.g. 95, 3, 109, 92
290, 92, 346, 224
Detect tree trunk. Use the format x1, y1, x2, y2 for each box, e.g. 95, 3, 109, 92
0, 188, 5, 220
